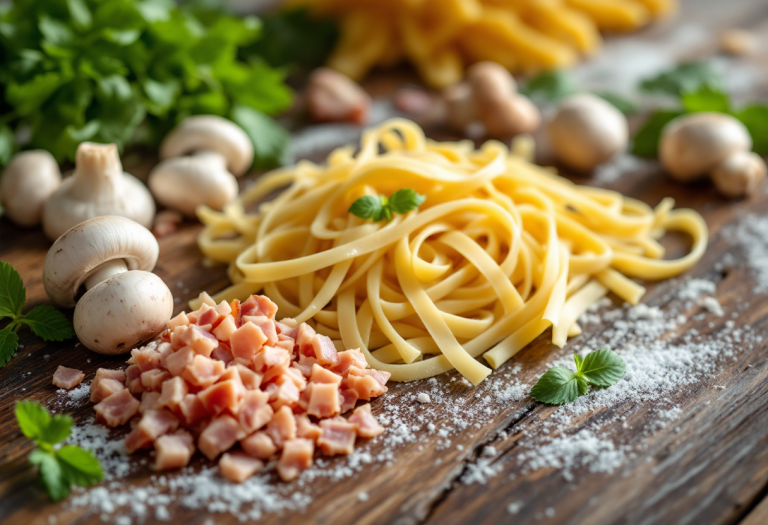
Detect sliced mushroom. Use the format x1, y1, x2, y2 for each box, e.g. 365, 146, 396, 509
42, 142, 155, 241
160, 116, 254, 177
43, 216, 173, 355
0, 150, 62, 227
148, 153, 239, 217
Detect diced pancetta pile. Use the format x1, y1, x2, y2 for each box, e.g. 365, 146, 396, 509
90, 294, 389, 483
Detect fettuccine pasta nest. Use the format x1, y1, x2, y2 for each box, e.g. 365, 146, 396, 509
287, 0, 677, 88
197, 119, 706, 385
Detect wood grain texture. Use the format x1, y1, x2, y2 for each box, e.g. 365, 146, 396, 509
2, 0, 768, 524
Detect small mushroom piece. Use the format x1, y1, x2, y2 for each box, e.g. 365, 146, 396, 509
43, 216, 172, 354
547, 93, 628, 172
306, 68, 371, 125
42, 142, 155, 241
148, 153, 239, 217
482, 95, 541, 139
443, 83, 475, 133
160, 116, 254, 177
0, 150, 62, 227
659, 113, 752, 182
711, 151, 767, 198
467, 61, 518, 114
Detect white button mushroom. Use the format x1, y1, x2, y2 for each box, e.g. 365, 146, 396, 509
148, 153, 239, 217
160, 115, 254, 177
42, 142, 155, 241
547, 93, 628, 172
0, 150, 62, 227
659, 113, 752, 182
43, 216, 173, 355
711, 151, 767, 198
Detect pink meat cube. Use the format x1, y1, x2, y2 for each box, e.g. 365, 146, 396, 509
125, 409, 179, 454
241, 431, 278, 460
158, 376, 189, 409
219, 452, 263, 483
309, 364, 342, 385
230, 322, 268, 361
241, 315, 278, 346
92, 368, 126, 391
240, 295, 278, 320
139, 391, 162, 414
339, 388, 359, 414
233, 364, 262, 390
307, 334, 340, 366
182, 355, 225, 387
52, 366, 85, 390
238, 390, 273, 433
131, 346, 161, 372
348, 403, 384, 438
90, 377, 125, 403
154, 430, 195, 471
211, 343, 234, 364
283, 368, 307, 390
277, 439, 314, 482
167, 311, 190, 330
333, 349, 368, 376
180, 325, 219, 357
212, 316, 238, 342
254, 346, 291, 382
198, 379, 245, 416
179, 394, 209, 426
141, 369, 171, 391
307, 383, 341, 418
346, 367, 389, 400
318, 418, 357, 456
267, 377, 300, 410
94, 389, 140, 427
165, 346, 195, 377
266, 405, 296, 448
294, 323, 316, 350
198, 415, 246, 460
295, 414, 322, 441
293, 355, 318, 377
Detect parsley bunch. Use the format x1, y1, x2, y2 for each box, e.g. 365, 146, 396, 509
1, 261, 74, 367
0, 0, 294, 168
530, 349, 626, 405
632, 62, 768, 157
348, 189, 426, 222
16, 401, 103, 501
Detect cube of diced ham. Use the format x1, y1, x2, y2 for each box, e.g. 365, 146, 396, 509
277, 439, 314, 482
317, 418, 357, 456
293, 323, 316, 349
126, 364, 145, 394
179, 394, 209, 426
339, 388, 359, 414
254, 346, 291, 382
215, 300, 232, 317
307, 383, 341, 418
94, 389, 140, 427
168, 311, 190, 330
52, 366, 85, 390
92, 368, 126, 390
307, 334, 340, 366
154, 430, 195, 471
240, 295, 278, 320
230, 322, 268, 361
347, 403, 384, 438
131, 346, 161, 372
233, 364, 262, 390
139, 391, 162, 414
333, 349, 368, 376
141, 369, 171, 391
198, 415, 246, 460
90, 377, 125, 403
125, 409, 179, 453
158, 376, 188, 409
293, 355, 318, 377
213, 316, 238, 343
274, 337, 295, 353
164, 346, 195, 377
309, 363, 342, 385
275, 321, 294, 335
197, 306, 223, 330
219, 452, 263, 483
266, 377, 300, 410
182, 355, 225, 387
283, 368, 307, 390
211, 343, 234, 364
170, 326, 190, 350
241, 431, 278, 460
266, 405, 296, 448
295, 414, 322, 441
198, 379, 245, 416
346, 367, 389, 400
238, 390, 273, 433
180, 324, 219, 357
241, 315, 278, 346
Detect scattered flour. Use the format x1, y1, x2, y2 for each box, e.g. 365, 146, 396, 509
725, 213, 768, 292
55, 382, 91, 407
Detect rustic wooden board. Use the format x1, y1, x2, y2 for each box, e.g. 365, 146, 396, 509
2, 1, 768, 524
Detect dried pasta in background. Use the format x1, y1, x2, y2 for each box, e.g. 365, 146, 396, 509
287, 0, 677, 88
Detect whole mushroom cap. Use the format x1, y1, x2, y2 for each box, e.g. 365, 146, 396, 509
44, 216, 159, 308
711, 151, 767, 198
160, 116, 254, 177
74, 271, 173, 355
42, 142, 155, 241
660, 112, 752, 182
0, 150, 61, 227
148, 153, 239, 217
483, 95, 541, 139
547, 93, 628, 172
468, 61, 518, 110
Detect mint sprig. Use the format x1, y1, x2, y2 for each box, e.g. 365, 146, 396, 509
0, 261, 74, 366
348, 189, 426, 222
16, 401, 103, 501
530, 349, 626, 405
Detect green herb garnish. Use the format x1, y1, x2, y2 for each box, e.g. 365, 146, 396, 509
1, 261, 74, 367
520, 71, 636, 114
348, 189, 426, 222
639, 61, 721, 97
530, 349, 626, 405
16, 401, 103, 501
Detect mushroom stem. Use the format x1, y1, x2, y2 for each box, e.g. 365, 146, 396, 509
72, 143, 124, 200
85, 259, 128, 290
